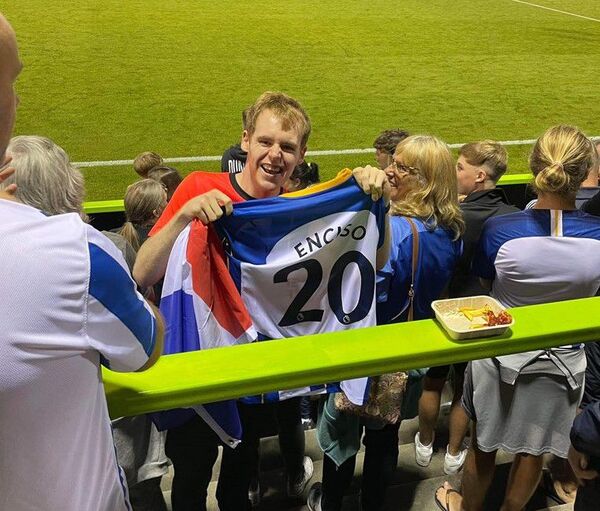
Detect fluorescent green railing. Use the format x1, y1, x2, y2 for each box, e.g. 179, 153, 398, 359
103, 297, 600, 419
84, 199, 124, 214
84, 173, 534, 214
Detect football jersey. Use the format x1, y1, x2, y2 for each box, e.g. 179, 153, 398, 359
215, 171, 386, 404
474, 209, 600, 308
0, 199, 158, 511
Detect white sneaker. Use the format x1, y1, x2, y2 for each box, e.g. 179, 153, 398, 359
444, 446, 467, 475
414, 432, 434, 467
287, 456, 314, 498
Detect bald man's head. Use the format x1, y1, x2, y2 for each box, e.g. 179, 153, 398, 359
0, 13, 22, 160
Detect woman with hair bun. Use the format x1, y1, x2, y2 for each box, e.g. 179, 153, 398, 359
437, 125, 600, 511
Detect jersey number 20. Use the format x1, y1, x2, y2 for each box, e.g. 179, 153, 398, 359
273, 250, 374, 327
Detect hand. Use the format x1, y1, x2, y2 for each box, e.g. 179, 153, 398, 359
568, 445, 599, 482
179, 189, 234, 225
352, 165, 391, 206
0, 155, 17, 194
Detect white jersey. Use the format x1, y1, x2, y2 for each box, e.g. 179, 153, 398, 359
0, 200, 158, 511
216, 174, 386, 404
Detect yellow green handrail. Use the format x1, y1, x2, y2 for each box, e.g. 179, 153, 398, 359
103, 296, 599, 419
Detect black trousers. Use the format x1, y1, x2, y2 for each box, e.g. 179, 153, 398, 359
321, 422, 401, 511
165, 398, 304, 511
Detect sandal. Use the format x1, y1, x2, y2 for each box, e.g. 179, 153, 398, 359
434, 484, 462, 511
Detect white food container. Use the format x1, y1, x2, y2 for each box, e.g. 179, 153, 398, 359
431, 295, 514, 340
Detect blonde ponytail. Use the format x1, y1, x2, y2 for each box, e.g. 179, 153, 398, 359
530, 125, 594, 196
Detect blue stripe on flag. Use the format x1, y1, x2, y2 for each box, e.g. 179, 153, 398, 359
160, 290, 201, 354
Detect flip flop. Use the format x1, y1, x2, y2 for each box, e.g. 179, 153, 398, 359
434, 485, 462, 511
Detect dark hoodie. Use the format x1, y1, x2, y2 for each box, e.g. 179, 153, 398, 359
221, 143, 247, 174
449, 188, 520, 297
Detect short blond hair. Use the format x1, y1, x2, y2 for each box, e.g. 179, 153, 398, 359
133, 151, 163, 178
392, 135, 464, 240
245, 91, 311, 147
530, 125, 595, 196
459, 140, 508, 183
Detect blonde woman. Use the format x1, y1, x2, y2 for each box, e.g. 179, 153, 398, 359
437, 126, 600, 511
309, 135, 463, 511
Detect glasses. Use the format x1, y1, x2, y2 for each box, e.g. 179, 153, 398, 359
390, 160, 421, 176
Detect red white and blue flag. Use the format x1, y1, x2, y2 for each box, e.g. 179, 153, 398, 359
155, 172, 386, 445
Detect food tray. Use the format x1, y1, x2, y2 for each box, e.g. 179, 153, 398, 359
431, 295, 514, 340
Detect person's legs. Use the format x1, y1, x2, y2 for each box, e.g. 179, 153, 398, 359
448, 364, 469, 457
128, 477, 168, 511
165, 416, 219, 511
500, 453, 544, 511
460, 423, 497, 511
418, 373, 447, 446
216, 402, 260, 511
361, 422, 401, 510
320, 451, 356, 511
276, 397, 305, 481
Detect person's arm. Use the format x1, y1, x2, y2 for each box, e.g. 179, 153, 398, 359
568, 445, 598, 482
351, 165, 391, 270
133, 189, 233, 288
376, 215, 391, 270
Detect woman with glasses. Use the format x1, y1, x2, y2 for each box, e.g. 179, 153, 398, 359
308, 135, 463, 511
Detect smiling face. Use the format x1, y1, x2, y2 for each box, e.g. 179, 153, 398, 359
0, 15, 22, 161
385, 156, 422, 203
238, 109, 306, 198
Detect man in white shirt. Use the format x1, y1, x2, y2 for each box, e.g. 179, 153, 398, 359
0, 12, 164, 511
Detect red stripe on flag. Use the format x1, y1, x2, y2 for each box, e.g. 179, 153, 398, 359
186, 220, 253, 339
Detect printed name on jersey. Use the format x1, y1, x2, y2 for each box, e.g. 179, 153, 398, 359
293, 221, 367, 258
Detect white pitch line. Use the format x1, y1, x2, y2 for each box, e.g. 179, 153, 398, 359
72, 138, 556, 169
510, 0, 600, 23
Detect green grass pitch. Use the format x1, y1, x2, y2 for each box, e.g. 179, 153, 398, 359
4, 0, 600, 201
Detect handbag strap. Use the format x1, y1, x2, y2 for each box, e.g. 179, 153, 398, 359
405, 217, 420, 322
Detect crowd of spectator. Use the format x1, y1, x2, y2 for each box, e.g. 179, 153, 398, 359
3, 10, 600, 511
